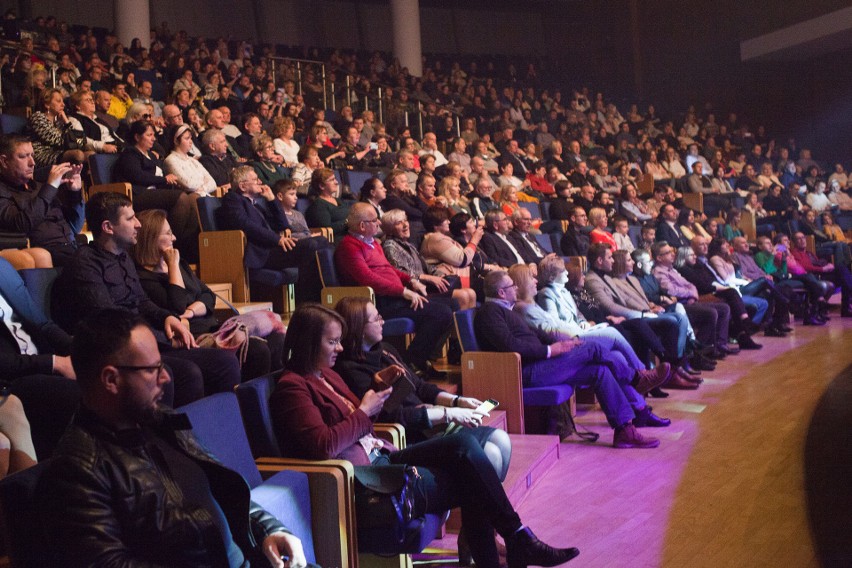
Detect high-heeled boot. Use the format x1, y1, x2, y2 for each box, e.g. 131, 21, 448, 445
505, 527, 579, 568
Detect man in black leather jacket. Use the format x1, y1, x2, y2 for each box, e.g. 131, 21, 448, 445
37, 309, 307, 567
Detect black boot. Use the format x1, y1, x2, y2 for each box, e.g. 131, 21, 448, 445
506, 527, 580, 568
803, 305, 827, 326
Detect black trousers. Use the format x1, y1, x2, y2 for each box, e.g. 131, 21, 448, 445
266, 236, 330, 304
161, 346, 241, 408
376, 295, 454, 369
387, 429, 522, 566
685, 301, 731, 346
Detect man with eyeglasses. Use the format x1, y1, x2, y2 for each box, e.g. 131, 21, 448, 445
220, 166, 328, 304
335, 203, 454, 379
160, 104, 201, 156
38, 308, 311, 568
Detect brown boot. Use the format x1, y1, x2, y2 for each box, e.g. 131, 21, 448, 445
613, 423, 660, 448
632, 363, 672, 395
665, 373, 699, 390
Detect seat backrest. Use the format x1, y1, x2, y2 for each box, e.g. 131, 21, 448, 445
296, 196, 311, 215
235, 373, 282, 459
18, 267, 61, 319
539, 200, 551, 221
316, 248, 340, 287
0, 461, 50, 567
534, 233, 553, 254
176, 392, 263, 488
344, 170, 373, 199
519, 201, 541, 219
453, 309, 480, 352
0, 114, 27, 135
88, 153, 120, 186
196, 196, 222, 232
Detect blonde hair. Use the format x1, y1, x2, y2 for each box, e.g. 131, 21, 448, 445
508, 264, 536, 302
588, 207, 608, 227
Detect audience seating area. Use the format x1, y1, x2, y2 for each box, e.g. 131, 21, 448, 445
0, 10, 850, 568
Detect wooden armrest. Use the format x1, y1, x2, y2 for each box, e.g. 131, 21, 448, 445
86, 182, 132, 201
199, 230, 249, 302
682, 192, 704, 213
256, 457, 357, 568
461, 352, 525, 434
310, 227, 335, 243
374, 423, 406, 449
319, 286, 376, 308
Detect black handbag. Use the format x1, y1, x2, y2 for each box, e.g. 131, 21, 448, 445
353, 464, 427, 548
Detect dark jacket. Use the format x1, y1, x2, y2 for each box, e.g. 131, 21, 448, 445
474, 301, 549, 366
656, 220, 690, 249
137, 260, 218, 335
480, 231, 523, 268
0, 176, 84, 248
508, 230, 547, 264
560, 224, 590, 257
334, 342, 441, 443
114, 147, 169, 193
0, 258, 72, 379
37, 406, 287, 567
219, 191, 289, 270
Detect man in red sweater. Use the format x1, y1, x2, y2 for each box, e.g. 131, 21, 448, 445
334, 203, 454, 376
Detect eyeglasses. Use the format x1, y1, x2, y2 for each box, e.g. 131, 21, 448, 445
142, 114, 152, 119
361, 217, 380, 224
498, 283, 518, 291
367, 314, 384, 324
116, 361, 166, 376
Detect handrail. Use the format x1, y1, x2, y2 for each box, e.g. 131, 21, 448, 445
266, 53, 461, 139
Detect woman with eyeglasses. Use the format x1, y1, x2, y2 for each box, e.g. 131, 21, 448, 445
249, 134, 290, 187
271, 303, 578, 568
304, 168, 352, 239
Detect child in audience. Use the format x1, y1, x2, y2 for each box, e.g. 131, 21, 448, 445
613, 217, 635, 252
275, 179, 311, 240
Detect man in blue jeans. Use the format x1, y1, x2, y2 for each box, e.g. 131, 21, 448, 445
474, 270, 668, 449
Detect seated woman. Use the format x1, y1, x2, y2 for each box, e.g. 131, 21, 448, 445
588, 207, 617, 250
334, 297, 510, 463
511, 262, 671, 394
744, 193, 774, 236
708, 237, 789, 335
115, 121, 200, 261
26, 88, 88, 168
500, 185, 542, 233
0, 394, 37, 481
131, 209, 285, 381
270, 304, 579, 568
250, 134, 291, 187
359, 177, 387, 225
801, 209, 852, 267
271, 117, 300, 167
382, 209, 476, 310
565, 263, 696, 394
304, 168, 352, 239
721, 208, 745, 242
678, 208, 711, 241
438, 176, 471, 216
163, 124, 217, 196
618, 183, 653, 225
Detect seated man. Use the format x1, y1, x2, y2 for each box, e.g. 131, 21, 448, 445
584, 244, 697, 385
37, 309, 309, 567
676, 236, 762, 348
656, 204, 690, 249
0, 134, 85, 267
729, 236, 793, 335
790, 231, 852, 318
198, 128, 238, 191
559, 206, 591, 257
474, 270, 665, 448
0, 257, 81, 458
334, 203, 453, 378
469, 177, 499, 220
649, 242, 735, 360
480, 209, 528, 269
53, 192, 241, 407
686, 161, 735, 216
220, 166, 327, 304
509, 208, 548, 264
232, 112, 265, 160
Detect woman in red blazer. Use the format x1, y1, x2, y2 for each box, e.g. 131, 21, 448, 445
270, 304, 579, 568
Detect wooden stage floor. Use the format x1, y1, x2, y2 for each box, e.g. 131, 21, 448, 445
428, 313, 852, 568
